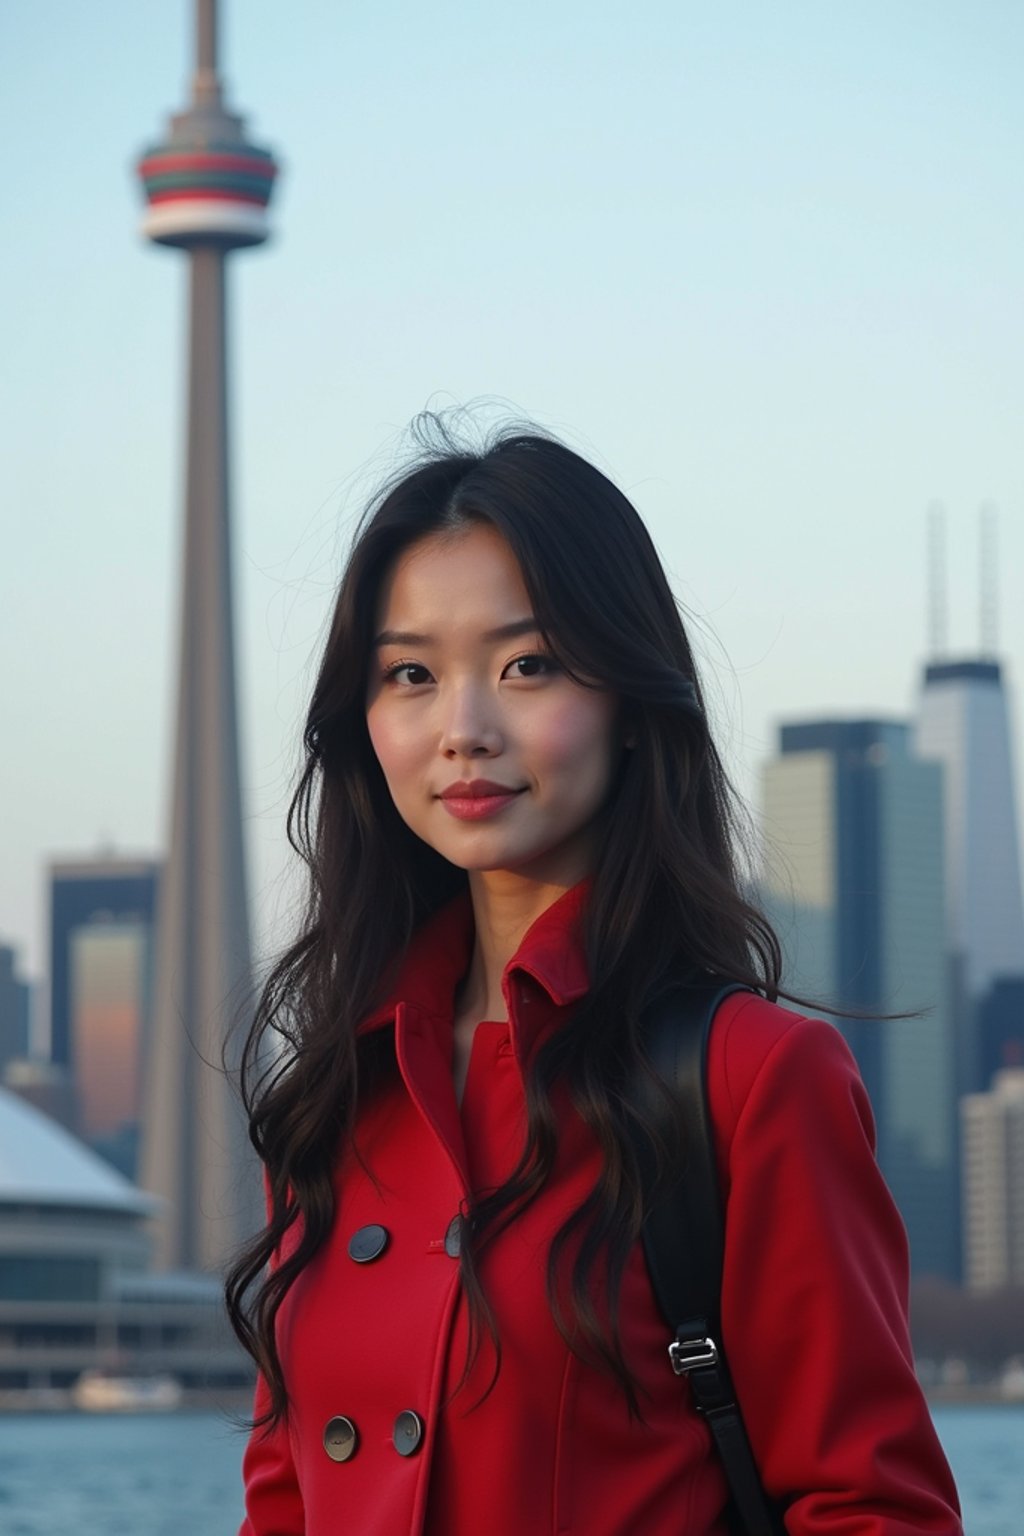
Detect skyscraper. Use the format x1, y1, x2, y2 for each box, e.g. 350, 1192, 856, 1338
961, 1069, 1024, 1290
0, 945, 30, 1073
135, 0, 278, 1270
977, 978, 1024, 1086
915, 659, 1024, 1095
47, 858, 159, 1176
49, 860, 158, 1070
761, 719, 958, 1278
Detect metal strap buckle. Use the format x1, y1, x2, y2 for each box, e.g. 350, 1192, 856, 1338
668, 1334, 719, 1376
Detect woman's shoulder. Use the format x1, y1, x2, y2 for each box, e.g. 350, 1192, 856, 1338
706, 991, 870, 1174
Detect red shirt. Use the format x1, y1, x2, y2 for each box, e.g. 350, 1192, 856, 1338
239, 884, 962, 1535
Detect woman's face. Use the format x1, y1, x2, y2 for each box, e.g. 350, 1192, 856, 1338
365, 522, 622, 889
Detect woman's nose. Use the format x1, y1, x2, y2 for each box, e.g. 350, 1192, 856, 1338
438, 684, 503, 758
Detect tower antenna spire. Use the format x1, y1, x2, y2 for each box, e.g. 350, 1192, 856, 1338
979, 501, 999, 658
194, 0, 222, 107
927, 500, 948, 659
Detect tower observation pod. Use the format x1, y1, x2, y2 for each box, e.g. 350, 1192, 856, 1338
138, 138, 277, 249
136, 0, 277, 251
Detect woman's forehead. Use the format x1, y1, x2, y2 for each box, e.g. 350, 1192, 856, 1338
375, 525, 537, 637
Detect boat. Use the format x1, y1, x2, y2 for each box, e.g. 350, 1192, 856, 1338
71, 1370, 184, 1412
999, 1358, 1024, 1400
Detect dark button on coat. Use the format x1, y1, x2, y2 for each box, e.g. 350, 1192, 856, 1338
322, 1416, 358, 1463
393, 1411, 425, 1457
347, 1224, 389, 1263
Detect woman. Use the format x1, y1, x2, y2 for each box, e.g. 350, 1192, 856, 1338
229, 424, 962, 1535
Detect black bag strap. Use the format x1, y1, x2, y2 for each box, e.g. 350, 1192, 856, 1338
633, 979, 785, 1536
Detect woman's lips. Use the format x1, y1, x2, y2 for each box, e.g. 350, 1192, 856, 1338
438, 782, 525, 821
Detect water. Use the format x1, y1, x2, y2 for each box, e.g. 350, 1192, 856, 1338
933, 1406, 1024, 1535
0, 1404, 1019, 1533
0, 1413, 245, 1536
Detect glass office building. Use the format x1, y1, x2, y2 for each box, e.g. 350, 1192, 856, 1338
47, 859, 159, 1178
761, 720, 958, 1279
916, 659, 1024, 1096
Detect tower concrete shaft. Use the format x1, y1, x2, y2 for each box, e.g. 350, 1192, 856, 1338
136, 0, 277, 1271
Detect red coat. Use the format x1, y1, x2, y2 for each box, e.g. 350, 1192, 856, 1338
239, 885, 962, 1535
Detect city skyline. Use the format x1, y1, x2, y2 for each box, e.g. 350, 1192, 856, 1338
4, 0, 1024, 980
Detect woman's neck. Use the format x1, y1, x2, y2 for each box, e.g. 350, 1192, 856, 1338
458, 871, 576, 1022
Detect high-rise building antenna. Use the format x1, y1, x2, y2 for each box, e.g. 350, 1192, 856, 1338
979, 501, 999, 659
134, 0, 279, 1271
927, 501, 948, 659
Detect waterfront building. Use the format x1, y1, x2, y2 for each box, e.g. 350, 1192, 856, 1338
761, 719, 958, 1278
0, 1086, 247, 1397
134, 0, 278, 1270
961, 1069, 1024, 1290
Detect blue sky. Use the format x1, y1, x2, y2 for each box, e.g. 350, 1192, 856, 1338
3, 1, 1023, 986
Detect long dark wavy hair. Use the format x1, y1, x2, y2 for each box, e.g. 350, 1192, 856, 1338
225, 418, 785, 1425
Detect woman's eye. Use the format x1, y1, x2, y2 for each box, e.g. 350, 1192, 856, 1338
503, 653, 556, 680
383, 661, 432, 686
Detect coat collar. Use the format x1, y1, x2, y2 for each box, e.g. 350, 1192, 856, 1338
361, 880, 591, 1050
359, 884, 591, 1194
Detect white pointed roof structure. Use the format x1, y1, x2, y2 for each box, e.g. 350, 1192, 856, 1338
0, 1087, 157, 1216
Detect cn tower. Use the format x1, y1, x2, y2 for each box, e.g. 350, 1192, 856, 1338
135, 0, 278, 1270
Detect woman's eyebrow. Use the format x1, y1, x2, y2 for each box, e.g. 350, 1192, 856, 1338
374, 618, 540, 646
